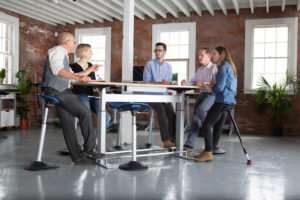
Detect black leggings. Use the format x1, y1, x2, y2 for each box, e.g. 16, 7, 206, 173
201, 102, 231, 151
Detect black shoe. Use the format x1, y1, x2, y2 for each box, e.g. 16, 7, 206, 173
183, 144, 194, 150
73, 155, 95, 165
84, 148, 105, 160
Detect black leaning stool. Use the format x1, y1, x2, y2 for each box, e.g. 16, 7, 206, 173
24, 93, 60, 171
223, 105, 252, 165
117, 103, 150, 171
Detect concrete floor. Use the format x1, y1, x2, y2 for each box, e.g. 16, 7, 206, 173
0, 126, 300, 200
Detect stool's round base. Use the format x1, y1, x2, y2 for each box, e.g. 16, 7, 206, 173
119, 161, 148, 171
58, 148, 70, 155
24, 161, 59, 171
144, 143, 152, 149
113, 145, 124, 151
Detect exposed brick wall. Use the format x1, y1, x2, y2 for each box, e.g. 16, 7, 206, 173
0, 8, 57, 126
1, 5, 300, 135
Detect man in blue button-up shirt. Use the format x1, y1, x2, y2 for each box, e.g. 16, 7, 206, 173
143, 42, 176, 149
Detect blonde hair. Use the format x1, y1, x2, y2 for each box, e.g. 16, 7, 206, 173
214, 46, 237, 76
75, 44, 91, 58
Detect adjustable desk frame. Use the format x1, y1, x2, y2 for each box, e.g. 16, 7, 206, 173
73, 81, 199, 168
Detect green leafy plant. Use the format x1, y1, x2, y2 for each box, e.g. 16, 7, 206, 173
254, 71, 299, 136
172, 73, 178, 84
16, 69, 32, 119
0, 68, 5, 79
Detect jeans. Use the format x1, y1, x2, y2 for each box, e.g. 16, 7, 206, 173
44, 88, 95, 161
185, 93, 215, 147
78, 95, 111, 128
149, 103, 176, 142
201, 102, 230, 151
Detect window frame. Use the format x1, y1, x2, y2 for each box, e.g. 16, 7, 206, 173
244, 17, 298, 94
0, 12, 19, 84
75, 27, 111, 81
152, 22, 196, 81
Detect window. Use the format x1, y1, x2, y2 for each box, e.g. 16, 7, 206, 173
244, 17, 297, 93
0, 13, 19, 84
75, 27, 111, 81
152, 23, 196, 84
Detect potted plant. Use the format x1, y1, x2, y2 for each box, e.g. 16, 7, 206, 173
172, 73, 178, 85
254, 71, 299, 136
0, 68, 5, 84
16, 69, 32, 129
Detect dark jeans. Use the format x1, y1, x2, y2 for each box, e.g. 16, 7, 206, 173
44, 88, 95, 161
201, 102, 230, 151
150, 103, 176, 142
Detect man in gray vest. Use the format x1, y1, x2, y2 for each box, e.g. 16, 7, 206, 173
42, 32, 102, 164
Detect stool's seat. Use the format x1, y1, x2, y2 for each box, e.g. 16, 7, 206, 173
38, 93, 60, 105
116, 103, 150, 113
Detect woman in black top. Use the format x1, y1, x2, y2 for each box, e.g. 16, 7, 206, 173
70, 43, 111, 127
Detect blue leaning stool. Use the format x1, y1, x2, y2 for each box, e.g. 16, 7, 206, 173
110, 102, 154, 150
116, 103, 150, 171
24, 93, 60, 171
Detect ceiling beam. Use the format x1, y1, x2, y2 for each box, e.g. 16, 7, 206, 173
37, 0, 93, 24
156, 0, 178, 18
217, 0, 227, 15
66, 0, 112, 22
96, 0, 123, 15
0, 2, 57, 25
111, 0, 145, 20
141, 0, 167, 18
202, 0, 214, 16
249, 0, 254, 14
133, 8, 146, 20
135, 1, 156, 19
54, 0, 101, 23
266, 0, 269, 13
20, 0, 77, 25
6, 0, 66, 25
186, 0, 202, 16
282, 0, 286, 12
232, 0, 240, 15
81, 0, 123, 21
171, 0, 190, 17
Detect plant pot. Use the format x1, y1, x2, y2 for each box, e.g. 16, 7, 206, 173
20, 118, 29, 129
0, 78, 4, 84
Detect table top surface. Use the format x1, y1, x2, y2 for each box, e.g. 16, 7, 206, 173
73, 80, 200, 89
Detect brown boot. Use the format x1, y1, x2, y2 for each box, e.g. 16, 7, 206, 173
163, 139, 176, 148
194, 151, 213, 162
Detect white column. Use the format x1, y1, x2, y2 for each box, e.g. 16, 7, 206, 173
120, 0, 135, 144
122, 0, 134, 82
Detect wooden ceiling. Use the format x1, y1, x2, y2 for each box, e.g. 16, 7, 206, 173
0, 0, 299, 26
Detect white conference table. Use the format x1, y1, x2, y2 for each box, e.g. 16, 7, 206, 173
73, 81, 199, 156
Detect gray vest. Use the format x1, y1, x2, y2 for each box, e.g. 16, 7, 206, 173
42, 55, 70, 92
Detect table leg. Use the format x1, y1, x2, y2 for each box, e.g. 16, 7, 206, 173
176, 93, 184, 153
